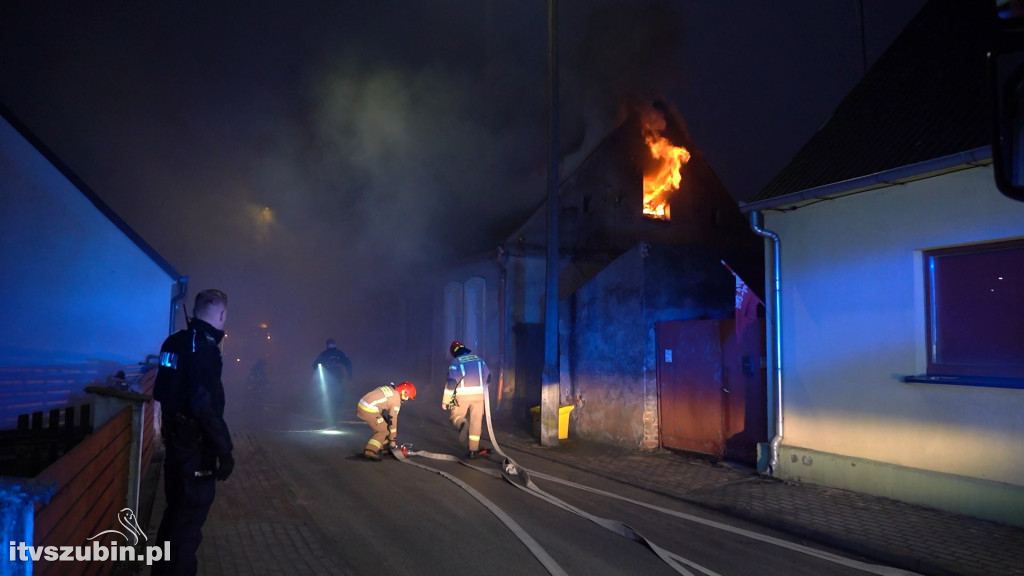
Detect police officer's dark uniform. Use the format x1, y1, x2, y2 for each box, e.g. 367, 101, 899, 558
313, 339, 353, 422
153, 312, 234, 576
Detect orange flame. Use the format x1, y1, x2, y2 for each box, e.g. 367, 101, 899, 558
641, 111, 690, 220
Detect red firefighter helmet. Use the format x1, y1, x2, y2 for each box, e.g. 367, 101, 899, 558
396, 381, 417, 401
449, 340, 470, 357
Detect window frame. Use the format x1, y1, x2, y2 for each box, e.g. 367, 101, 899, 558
915, 237, 1024, 388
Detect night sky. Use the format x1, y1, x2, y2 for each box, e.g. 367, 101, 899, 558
0, 1, 927, 384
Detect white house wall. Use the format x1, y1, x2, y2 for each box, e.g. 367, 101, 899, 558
0, 116, 175, 367
763, 165, 1024, 524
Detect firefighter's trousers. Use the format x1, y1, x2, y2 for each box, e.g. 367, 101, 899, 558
449, 393, 484, 451
357, 407, 391, 453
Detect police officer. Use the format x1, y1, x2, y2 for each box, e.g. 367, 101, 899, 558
356, 382, 416, 460
152, 289, 234, 576
313, 338, 353, 424
443, 341, 490, 458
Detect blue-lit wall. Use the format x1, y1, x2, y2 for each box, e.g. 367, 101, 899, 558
764, 165, 1024, 525
565, 244, 647, 446
0, 116, 176, 369
567, 243, 733, 448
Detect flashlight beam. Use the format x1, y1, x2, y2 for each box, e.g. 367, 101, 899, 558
317, 364, 335, 431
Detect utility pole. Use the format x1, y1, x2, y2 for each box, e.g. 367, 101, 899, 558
541, 0, 560, 446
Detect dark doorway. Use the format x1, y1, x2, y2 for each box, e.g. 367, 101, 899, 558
512, 322, 544, 428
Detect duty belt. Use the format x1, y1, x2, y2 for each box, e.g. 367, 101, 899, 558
165, 412, 205, 446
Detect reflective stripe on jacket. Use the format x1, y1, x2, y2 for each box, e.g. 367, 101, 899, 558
357, 385, 402, 435
446, 354, 489, 397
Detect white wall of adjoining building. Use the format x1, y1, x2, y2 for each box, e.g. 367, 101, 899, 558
763, 166, 1024, 488
0, 116, 175, 367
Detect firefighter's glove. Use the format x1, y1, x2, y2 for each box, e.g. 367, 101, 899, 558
381, 410, 393, 427
442, 388, 456, 410
215, 453, 235, 481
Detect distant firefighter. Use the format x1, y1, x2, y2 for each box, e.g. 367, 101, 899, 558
443, 340, 490, 458
356, 382, 416, 461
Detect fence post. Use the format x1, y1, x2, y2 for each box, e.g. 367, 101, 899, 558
0, 477, 56, 576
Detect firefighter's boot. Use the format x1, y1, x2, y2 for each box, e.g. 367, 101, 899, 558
364, 449, 382, 461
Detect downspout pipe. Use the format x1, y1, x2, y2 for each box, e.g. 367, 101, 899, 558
750, 211, 783, 476
170, 276, 189, 335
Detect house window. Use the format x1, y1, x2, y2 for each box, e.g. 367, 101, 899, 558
924, 238, 1024, 382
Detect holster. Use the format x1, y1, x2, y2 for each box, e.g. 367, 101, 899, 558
165, 412, 206, 449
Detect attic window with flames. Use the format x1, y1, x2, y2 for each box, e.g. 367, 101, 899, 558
641, 109, 690, 220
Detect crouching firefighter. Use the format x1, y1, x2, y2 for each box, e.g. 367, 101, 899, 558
443, 341, 491, 458
152, 289, 235, 576
356, 382, 416, 461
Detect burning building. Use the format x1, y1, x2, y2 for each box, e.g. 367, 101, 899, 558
440, 101, 765, 460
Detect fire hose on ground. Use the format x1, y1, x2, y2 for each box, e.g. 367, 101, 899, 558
394, 385, 920, 576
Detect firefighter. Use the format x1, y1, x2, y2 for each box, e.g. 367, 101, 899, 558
356, 381, 416, 460
443, 341, 490, 458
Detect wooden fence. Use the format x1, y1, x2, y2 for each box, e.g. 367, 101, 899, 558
0, 404, 92, 477
33, 406, 131, 576
0, 359, 161, 576
136, 366, 160, 493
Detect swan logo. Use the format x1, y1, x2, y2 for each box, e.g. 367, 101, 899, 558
9, 507, 170, 565
87, 507, 147, 546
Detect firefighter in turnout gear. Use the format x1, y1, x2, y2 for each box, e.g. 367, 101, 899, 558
443, 341, 491, 458
357, 382, 416, 460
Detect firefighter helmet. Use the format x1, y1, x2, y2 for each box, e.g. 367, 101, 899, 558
450, 340, 470, 357
396, 381, 417, 401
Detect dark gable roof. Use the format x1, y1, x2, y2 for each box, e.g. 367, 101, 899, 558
745, 0, 991, 211
0, 102, 182, 280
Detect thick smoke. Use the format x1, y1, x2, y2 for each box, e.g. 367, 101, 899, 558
0, 1, 692, 397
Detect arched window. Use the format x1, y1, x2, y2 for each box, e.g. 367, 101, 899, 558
464, 277, 486, 355
443, 282, 464, 353
443, 277, 487, 357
